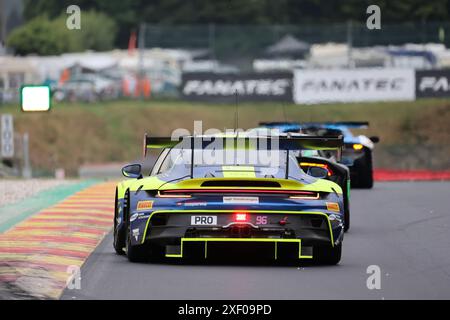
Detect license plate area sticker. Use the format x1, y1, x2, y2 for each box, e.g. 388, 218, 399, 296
223, 196, 259, 204
191, 215, 218, 225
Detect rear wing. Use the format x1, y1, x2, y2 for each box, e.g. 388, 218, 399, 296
259, 121, 369, 131
143, 133, 343, 179
258, 122, 302, 132
301, 122, 369, 129
144, 134, 343, 154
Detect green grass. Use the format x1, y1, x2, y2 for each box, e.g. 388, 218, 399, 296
3, 98, 450, 175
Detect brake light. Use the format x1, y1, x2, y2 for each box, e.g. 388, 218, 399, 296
352, 144, 363, 150
234, 213, 248, 222
160, 189, 318, 195
289, 193, 320, 200
300, 162, 333, 177
157, 192, 191, 198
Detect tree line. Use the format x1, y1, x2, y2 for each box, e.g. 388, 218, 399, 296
8, 0, 450, 55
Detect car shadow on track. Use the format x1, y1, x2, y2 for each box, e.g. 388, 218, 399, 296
132, 251, 331, 268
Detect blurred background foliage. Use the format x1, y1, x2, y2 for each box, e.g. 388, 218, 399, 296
7, 11, 117, 55
13, 0, 450, 51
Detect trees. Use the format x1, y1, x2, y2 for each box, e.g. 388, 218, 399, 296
54, 11, 118, 52
7, 16, 75, 55
7, 11, 117, 56
12, 0, 450, 51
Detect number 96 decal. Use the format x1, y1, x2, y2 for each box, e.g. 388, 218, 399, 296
255, 215, 268, 225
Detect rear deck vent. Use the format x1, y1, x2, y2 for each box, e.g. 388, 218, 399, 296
201, 180, 281, 188
151, 214, 167, 226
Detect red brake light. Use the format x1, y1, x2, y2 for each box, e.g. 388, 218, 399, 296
300, 162, 333, 177
235, 213, 248, 222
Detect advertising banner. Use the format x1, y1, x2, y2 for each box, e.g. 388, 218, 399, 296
181, 72, 293, 102
416, 70, 450, 98
293, 68, 415, 104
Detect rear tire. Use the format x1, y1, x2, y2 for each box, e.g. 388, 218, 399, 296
125, 229, 149, 263
113, 229, 125, 255
343, 205, 350, 232
352, 150, 374, 189
343, 181, 350, 232
315, 243, 342, 265
113, 190, 125, 255
360, 151, 373, 189
123, 191, 148, 262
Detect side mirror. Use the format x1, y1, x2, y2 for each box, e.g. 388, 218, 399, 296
369, 136, 380, 143
307, 166, 328, 179
122, 164, 142, 179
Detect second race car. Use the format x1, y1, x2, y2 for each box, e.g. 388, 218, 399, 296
259, 121, 379, 188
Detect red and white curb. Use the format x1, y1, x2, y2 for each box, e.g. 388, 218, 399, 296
0, 181, 116, 299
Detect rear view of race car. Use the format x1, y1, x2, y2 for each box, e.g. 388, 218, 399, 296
113, 134, 346, 265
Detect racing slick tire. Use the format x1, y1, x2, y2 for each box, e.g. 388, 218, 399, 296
113, 191, 126, 255
352, 150, 374, 189
343, 183, 350, 232
359, 151, 374, 189
125, 229, 148, 263
343, 199, 350, 232
315, 243, 342, 265
123, 190, 148, 262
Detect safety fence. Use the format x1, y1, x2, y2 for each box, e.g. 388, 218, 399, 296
142, 22, 450, 63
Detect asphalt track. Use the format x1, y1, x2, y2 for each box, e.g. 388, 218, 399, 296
62, 182, 450, 300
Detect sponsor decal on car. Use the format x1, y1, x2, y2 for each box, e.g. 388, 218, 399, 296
182, 201, 208, 207
223, 196, 259, 204
132, 228, 140, 241
137, 200, 154, 211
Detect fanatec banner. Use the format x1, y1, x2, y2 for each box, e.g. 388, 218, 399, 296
181, 72, 293, 102
293, 69, 416, 104
416, 70, 450, 98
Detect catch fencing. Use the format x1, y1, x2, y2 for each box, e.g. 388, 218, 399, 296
142, 22, 450, 63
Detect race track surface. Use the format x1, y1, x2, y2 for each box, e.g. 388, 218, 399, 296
62, 182, 450, 300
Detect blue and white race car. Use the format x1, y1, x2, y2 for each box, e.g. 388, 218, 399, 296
259, 122, 379, 188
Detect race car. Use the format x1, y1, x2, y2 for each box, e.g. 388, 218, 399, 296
259, 122, 379, 189
113, 133, 346, 264
296, 149, 351, 232
252, 127, 351, 231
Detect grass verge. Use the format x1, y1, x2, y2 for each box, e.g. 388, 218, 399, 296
1, 98, 449, 174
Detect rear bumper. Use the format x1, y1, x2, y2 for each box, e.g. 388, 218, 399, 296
147, 224, 333, 247
136, 210, 343, 259
165, 237, 313, 259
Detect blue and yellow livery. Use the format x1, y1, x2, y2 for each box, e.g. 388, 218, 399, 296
113, 134, 345, 265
